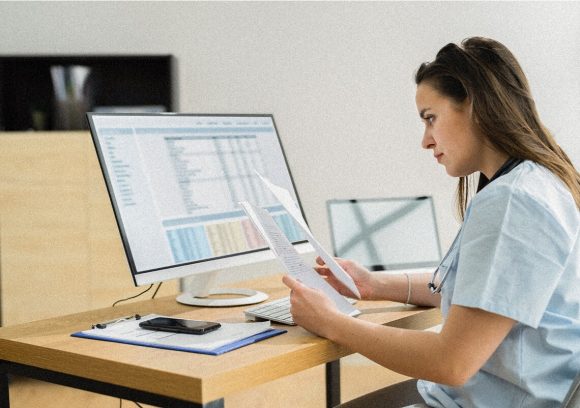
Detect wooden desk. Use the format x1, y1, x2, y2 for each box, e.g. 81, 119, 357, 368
0, 275, 440, 408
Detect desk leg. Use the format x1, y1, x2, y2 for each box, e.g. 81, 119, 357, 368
326, 360, 340, 408
0, 364, 9, 408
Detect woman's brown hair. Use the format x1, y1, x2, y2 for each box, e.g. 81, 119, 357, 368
415, 37, 580, 219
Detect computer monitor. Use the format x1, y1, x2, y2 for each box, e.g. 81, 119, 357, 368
327, 196, 442, 272
88, 113, 312, 307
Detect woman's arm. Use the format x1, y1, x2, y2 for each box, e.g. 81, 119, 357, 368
283, 276, 515, 386
314, 257, 440, 307
370, 272, 441, 307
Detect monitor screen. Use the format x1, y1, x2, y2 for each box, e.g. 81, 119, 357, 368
88, 113, 309, 287
327, 196, 442, 271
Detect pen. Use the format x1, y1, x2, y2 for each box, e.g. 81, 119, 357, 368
92, 314, 141, 329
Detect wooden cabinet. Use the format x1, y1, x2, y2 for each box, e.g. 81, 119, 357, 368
0, 131, 177, 326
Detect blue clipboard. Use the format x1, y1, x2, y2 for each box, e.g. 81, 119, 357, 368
72, 327, 286, 356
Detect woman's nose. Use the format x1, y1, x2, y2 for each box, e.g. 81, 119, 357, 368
422, 130, 435, 150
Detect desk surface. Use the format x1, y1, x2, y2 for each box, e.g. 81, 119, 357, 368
0, 274, 441, 404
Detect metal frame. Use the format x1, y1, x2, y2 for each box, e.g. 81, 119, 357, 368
0, 360, 224, 408
326, 360, 341, 407
0, 359, 342, 408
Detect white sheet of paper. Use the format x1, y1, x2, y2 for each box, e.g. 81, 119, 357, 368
239, 201, 359, 317
256, 172, 310, 231
255, 172, 361, 299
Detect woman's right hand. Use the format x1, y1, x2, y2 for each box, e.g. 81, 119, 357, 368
313, 256, 377, 300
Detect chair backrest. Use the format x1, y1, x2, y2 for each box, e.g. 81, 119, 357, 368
562, 372, 580, 408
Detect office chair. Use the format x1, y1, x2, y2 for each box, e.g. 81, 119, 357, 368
562, 372, 580, 408
338, 371, 580, 408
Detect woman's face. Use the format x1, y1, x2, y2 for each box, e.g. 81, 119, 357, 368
415, 83, 490, 178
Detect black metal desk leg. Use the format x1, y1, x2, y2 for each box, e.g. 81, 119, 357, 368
326, 360, 340, 408
0, 367, 9, 408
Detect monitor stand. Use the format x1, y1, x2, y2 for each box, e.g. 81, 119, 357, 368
176, 270, 269, 307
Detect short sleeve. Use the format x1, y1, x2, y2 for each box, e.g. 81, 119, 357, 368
451, 178, 578, 328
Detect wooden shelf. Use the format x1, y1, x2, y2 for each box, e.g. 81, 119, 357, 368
0, 55, 174, 131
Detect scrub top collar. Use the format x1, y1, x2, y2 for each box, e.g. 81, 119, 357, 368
477, 157, 524, 192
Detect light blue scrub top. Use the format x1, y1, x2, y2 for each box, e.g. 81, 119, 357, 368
418, 161, 580, 408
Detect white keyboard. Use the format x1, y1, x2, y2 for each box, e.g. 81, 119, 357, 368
244, 296, 357, 326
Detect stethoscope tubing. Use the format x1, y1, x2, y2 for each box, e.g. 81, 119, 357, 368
428, 228, 462, 294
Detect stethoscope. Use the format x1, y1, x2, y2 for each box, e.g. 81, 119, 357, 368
427, 158, 524, 294
427, 228, 462, 294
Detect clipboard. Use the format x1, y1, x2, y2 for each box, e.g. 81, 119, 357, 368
71, 314, 286, 356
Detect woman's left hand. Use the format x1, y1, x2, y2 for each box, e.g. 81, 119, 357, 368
282, 275, 341, 338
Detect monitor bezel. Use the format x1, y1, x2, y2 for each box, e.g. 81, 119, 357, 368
87, 112, 310, 286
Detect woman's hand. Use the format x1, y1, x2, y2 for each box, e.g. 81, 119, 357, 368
282, 275, 342, 338
313, 256, 377, 300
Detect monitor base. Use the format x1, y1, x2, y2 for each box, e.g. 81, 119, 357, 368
176, 288, 269, 307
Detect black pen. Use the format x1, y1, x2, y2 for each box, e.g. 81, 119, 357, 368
92, 314, 141, 329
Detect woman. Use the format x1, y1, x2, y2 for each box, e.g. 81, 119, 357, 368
283, 37, 580, 407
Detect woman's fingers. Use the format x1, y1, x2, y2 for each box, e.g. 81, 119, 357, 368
282, 274, 299, 290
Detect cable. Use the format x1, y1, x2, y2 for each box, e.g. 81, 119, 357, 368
151, 282, 163, 299
114, 283, 162, 406
112, 284, 154, 307
113, 282, 162, 406
113, 281, 162, 408
119, 400, 144, 407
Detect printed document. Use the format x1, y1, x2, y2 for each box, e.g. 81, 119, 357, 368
239, 201, 360, 317
255, 172, 361, 299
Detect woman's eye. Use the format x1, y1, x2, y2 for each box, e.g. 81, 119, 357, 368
423, 116, 434, 125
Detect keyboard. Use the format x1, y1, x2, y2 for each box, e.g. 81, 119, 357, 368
245, 296, 295, 325
244, 296, 357, 326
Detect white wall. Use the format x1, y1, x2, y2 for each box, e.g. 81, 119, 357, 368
2, 1, 579, 280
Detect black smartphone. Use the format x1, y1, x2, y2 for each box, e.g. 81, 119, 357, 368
139, 317, 221, 335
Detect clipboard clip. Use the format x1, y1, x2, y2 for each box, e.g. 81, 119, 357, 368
92, 314, 141, 329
